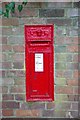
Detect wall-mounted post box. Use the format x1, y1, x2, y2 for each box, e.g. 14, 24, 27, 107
25, 25, 54, 101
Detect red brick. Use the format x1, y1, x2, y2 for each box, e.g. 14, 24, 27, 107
72, 102, 78, 110
2, 94, 14, 100
2, 54, 7, 62
0, 110, 2, 117
2, 71, 6, 77
2, 37, 7, 44
55, 86, 73, 94
13, 62, 24, 69
14, 77, 25, 85
55, 102, 71, 110
67, 80, 78, 86
79, 54, 80, 62
2, 18, 19, 26
15, 70, 25, 77
68, 95, 78, 101
67, 45, 78, 52
12, 8, 38, 17
2, 78, 14, 85
73, 70, 78, 78
2, 45, 12, 52
73, 54, 78, 62
13, 54, 24, 61
64, 37, 78, 45
2, 62, 12, 69
2, 27, 12, 35
10, 86, 25, 93
2, 86, 8, 93
2, 102, 20, 109
55, 70, 64, 78
47, 102, 55, 109
19, 18, 46, 25
20, 102, 45, 110
66, 63, 78, 70
16, 110, 42, 117
42, 110, 54, 117
2, 110, 13, 116
15, 94, 25, 101
73, 87, 79, 94
0, 102, 2, 108
13, 45, 24, 52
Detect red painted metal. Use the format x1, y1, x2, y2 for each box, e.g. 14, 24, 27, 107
25, 25, 54, 101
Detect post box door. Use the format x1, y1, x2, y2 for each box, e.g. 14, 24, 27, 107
25, 25, 54, 101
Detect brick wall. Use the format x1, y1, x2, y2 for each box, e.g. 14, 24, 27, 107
1, 2, 79, 118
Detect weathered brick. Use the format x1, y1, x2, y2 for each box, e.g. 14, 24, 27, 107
53, 110, 66, 117
2, 54, 7, 62
2, 45, 12, 52
55, 102, 71, 110
7, 36, 24, 44
2, 62, 12, 69
25, 2, 41, 8
47, 102, 55, 109
55, 86, 73, 94
12, 8, 38, 17
73, 70, 78, 78
64, 37, 78, 45
2, 18, 19, 26
15, 94, 25, 101
2, 109, 13, 116
13, 62, 24, 69
2, 78, 14, 85
0, 110, 2, 118
2, 86, 8, 93
14, 77, 25, 85
2, 37, 7, 44
10, 86, 25, 93
55, 54, 66, 62
11, 27, 24, 36
66, 63, 78, 70
42, 110, 54, 117
55, 63, 66, 70
19, 18, 46, 25
5, 70, 16, 77
67, 79, 78, 86
55, 94, 68, 101
13, 45, 24, 52
73, 54, 78, 62
20, 102, 45, 110
55, 46, 66, 53
2, 94, 14, 101
39, 9, 64, 17
73, 87, 79, 94
68, 95, 79, 101
73, 2, 80, 8
55, 78, 66, 85
63, 70, 73, 78
66, 8, 78, 17
2, 102, 20, 109
66, 54, 73, 62
47, 2, 72, 8
70, 111, 79, 118
47, 19, 72, 26
13, 54, 24, 62
72, 102, 78, 110
2, 27, 12, 36
67, 45, 78, 52
55, 70, 64, 78
16, 110, 42, 117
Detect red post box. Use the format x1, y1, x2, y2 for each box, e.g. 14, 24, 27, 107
25, 25, 54, 101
